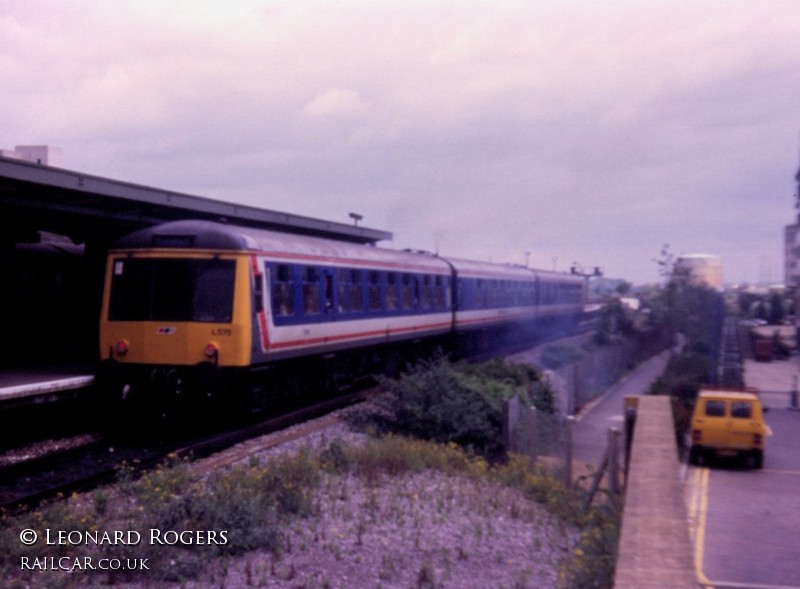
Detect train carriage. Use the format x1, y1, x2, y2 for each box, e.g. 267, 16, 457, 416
446, 258, 585, 353
97, 219, 587, 413
99, 220, 454, 408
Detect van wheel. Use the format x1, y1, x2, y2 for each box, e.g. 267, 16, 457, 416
689, 446, 702, 466
751, 450, 764, 470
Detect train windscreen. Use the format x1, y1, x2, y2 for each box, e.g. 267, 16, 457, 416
109, 258, 235, 322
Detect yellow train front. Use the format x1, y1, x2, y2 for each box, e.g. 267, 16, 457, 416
97, 222, 259, 415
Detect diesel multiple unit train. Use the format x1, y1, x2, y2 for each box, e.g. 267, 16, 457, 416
97, 220, 586, 411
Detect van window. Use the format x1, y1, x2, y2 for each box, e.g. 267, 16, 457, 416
731, 402, 753, 419
705, 400, 726, 417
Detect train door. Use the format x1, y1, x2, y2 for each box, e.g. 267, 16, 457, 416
322, 268, 335, 315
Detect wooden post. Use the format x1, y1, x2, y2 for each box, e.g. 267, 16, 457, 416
568, 363, 578, 415
609, 427, 621, 495
527, 405, 538, 466
564, 415, 575, 487
502, 398, 510, 450
503, 394, 521, 451
624, 399, 638, 482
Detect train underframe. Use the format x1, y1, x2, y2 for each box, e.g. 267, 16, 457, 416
95, 315, 580, 425
95, 333, 453, 425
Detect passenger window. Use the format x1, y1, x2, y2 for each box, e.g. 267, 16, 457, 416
401, 274, 413, 310
434, 275, 445, 308
386, 273, 399, 311
349, 270, 363, 312
705, 400, 726, 417
368, 271, 382, 311
272, 264, 295, 316
731, 402, 753, 419
419, 275, 428, 309
302, 266, 321, 315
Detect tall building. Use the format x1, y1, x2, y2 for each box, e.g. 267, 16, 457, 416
785, 162, 800, 287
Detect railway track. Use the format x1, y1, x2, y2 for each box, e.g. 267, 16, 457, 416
0, 388, 372, 511
0, 438, 165, 509
0, 326, 590, 510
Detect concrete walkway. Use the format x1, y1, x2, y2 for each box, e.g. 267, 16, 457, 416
561, 350, 697, 588
613, 395, 697, 589
573, 351, 670, 465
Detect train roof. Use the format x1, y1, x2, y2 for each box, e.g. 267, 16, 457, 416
445, 256, 586, 283
112, 220, 586, 283
112, 220, 452, 274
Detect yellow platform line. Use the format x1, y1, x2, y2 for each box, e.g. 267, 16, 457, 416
691, 467, 714, 588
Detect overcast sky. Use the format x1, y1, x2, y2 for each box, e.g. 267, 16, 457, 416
3, 1, 799, 285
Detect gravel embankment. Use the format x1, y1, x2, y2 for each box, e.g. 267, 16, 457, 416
154, 417, 576, 589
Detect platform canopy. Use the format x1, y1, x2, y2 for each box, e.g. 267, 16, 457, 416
0, 155, 392, 247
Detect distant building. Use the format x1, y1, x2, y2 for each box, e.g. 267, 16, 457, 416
785, 223, 800, 288
786, 162, 800, 289
676, 254, 723, 289
0, 145, 64, 167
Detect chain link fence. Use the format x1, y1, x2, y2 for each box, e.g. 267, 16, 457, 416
545, 331, 671, 417
504, 332, 670, 484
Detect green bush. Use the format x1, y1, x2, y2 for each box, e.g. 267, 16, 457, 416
350, 357, 554, 459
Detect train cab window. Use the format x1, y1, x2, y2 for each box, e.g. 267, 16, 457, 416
302, 266, 321, 315
368, 271, 382, 311
271, 264, 295, 317
109, 257, 235, 323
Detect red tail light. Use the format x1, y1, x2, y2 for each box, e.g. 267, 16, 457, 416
754, 434, 763, 446
692, 429, 702, 443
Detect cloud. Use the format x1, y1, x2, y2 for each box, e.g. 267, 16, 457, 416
302, 88, 370, 119
2, 1, 800, 284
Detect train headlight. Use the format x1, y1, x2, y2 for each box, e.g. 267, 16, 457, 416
204, 343, 219, 360
115, 340, 129, 356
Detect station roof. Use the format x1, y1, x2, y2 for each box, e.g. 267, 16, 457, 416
0, 155, 392, 246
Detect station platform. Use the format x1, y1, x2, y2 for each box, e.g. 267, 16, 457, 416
0, 365, 95, 409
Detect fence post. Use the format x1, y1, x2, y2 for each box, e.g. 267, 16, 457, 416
527, 405, 538, 467
791, 375, 799, 411
503, 394, 521, 450
564, 415, 575, 487
502, 398, 510, 449
624, 396, 638, 482
567, 363, 577, 416
609, 427, 621, 495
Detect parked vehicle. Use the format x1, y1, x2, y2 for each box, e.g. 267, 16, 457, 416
689, 389, 770, 468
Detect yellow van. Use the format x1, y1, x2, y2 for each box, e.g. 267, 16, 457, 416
689, 389, 770, 469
